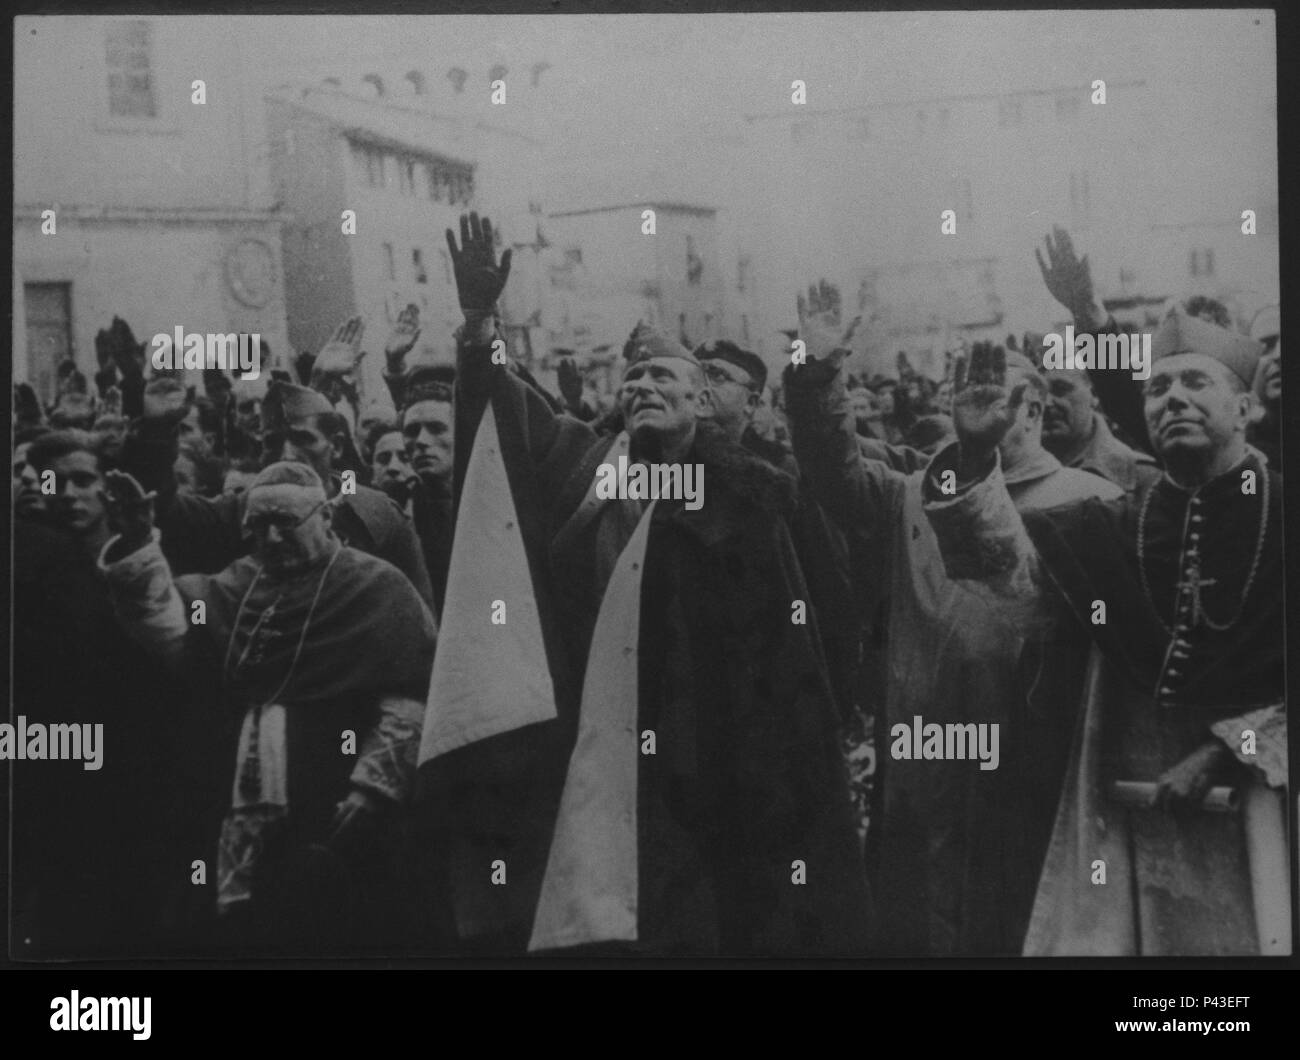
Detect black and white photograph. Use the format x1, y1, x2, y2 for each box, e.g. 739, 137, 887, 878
8, 7, 1290, 968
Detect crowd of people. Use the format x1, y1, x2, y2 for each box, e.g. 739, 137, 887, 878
10, 217, 1287, 958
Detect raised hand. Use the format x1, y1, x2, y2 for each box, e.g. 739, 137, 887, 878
141, 376, 189, 423
796, 279, 862, 366
1035, 227, 1102, 327
446, 212, 512, 325
311, 316, 366, 385
557, 357, 584, 408
104, 469, 157, 550
14, 383, 43, 425
384, 304, 422, 373
897, 350, 918, 381
103, 316, 147, 380
950, 342, 1028, 470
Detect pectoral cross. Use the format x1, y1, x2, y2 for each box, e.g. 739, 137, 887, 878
1177, 564, 1218, 626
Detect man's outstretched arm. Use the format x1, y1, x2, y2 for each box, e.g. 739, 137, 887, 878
96, 470, 195, 668
782, 279, 903, 604
1036, 226, 1150, 454
447, 212, 596, 505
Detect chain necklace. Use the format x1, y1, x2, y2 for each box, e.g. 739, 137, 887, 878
1137, 466, 1270, 636
222, 546, 342, 709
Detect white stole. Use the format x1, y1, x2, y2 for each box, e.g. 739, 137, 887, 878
529, 500, 657, 951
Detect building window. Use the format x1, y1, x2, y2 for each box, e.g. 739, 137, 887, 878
737, 254, 751, 293
997, 96, 1023, 127
105, 20, 157, 118
1189, 248, 1215, 278
564, 246, 583, 267
24, 283, 74, 408
1055, 95, 1080, 122
354, 143, 385, 188
399, 157, 416, 196
383, 243, 396, 281
413, 248, 427, 284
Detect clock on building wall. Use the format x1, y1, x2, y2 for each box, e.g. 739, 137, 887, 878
225, 238, 276, 308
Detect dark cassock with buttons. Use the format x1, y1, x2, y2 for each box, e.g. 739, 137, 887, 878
921, 308, 1288, 956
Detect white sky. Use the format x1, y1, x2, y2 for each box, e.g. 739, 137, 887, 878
226, 10, 1276, 214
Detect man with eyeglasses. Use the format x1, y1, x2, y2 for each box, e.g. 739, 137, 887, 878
98, 462, 436, 953
696, 338, 864, 832
694, 340, 767, 445
119, 376, 434, 611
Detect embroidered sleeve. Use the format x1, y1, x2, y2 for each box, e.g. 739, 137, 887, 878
98, 529, 189, 664
1210, 704, 1286, 789
922, 445, 1040, 591
350, 695, 424, 804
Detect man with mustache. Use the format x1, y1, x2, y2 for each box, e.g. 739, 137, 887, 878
921, 310, 1287, 955
416, 212, 869, 956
